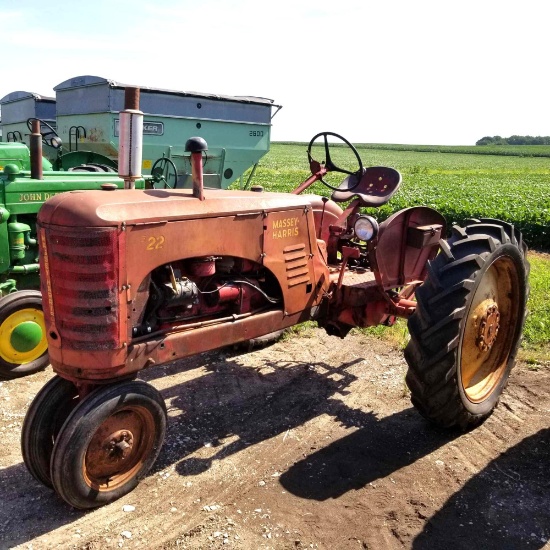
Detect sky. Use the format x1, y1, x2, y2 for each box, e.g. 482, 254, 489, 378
1, 0, 547, 145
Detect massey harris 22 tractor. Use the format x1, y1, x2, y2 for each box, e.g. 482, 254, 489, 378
22, 90, 529, 509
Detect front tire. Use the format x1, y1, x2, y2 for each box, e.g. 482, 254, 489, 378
50, 380, 167, 509
21, 376, 79, 488
0, 291, 49, 379
405, 219, 529, 430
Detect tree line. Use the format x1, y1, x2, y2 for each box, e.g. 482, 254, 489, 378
476, 135, 550, 146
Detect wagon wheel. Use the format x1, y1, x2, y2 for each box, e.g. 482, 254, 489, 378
151, 157, 178, 189
307, 131, 363, 191
405, 219, 529, 430
26, 117, 61, 148
50, 380, 167, 509
21, 376, 80, 487
0, 291, 49, 380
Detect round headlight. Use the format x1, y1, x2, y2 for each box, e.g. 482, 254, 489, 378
354, 215, 379, 241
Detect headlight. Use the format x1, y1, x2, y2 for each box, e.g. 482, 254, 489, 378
354, 215, 379, 241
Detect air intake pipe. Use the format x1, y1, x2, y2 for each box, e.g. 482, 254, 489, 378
185, 137, 208, 201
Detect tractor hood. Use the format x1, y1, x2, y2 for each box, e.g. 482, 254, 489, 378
38, 188, 313, 228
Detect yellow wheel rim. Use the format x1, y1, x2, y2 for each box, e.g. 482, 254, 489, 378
460, 256, 520, 403
0, 308, 47, 364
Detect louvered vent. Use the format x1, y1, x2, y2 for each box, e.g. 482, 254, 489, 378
43, 228, 120, 350
283, 243, 310, 288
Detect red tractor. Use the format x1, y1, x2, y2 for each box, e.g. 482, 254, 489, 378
22, 131, 528, 509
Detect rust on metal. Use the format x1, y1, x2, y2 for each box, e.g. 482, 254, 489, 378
124, 87, 140, 111
84, 407, 155, 489
191, 151, 205, 201
476, 302, 501, 352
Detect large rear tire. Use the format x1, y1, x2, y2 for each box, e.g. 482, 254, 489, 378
0, 291, 49, 380
405, 219, 529, 430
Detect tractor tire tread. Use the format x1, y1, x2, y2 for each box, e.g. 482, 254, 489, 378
404, 219, 529, 429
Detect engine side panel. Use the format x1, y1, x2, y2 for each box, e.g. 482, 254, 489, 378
263, 208, 327, 315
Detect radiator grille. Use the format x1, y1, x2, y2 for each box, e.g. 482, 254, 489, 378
42, 227, 120, 350
283, 243, 311, 288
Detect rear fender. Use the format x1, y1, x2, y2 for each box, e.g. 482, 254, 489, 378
371, 207, 446, 289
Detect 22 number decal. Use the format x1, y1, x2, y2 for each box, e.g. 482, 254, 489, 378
146, 235, 165, 250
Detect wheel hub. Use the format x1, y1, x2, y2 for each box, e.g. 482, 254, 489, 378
0, 307, 47, 364
475, 301, 500, 352
103, 430, 134, 461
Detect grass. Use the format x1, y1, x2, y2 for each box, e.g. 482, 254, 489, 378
521, 252, 550, 364
234, 142, 550, 361
277, 141, 550, 158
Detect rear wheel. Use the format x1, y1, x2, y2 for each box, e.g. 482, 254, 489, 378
0, 291, 49, 379
50, 380, 167, 509
405, 219, 529, 430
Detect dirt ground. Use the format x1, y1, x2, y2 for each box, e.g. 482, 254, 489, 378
0, 327, 549, 550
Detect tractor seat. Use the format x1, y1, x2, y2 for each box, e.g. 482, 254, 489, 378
331, 166, 402, 207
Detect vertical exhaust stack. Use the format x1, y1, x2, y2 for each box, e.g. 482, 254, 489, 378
30, 119, 43, 180
118, 87, 143, 189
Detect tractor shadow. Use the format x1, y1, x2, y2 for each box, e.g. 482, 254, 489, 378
277, 406, 456, 501
149, 347, 459, 496
0, 345, 456, 547
411, 427, 550, 550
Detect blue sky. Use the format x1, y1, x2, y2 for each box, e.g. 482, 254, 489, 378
1, 0, 547, 145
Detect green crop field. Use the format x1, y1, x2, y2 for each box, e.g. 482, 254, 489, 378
235, 142, 550, 361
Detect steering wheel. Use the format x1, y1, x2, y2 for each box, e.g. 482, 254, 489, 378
151, 157, 178, 189
307, 132, 363, 191
26, 118, 61, 148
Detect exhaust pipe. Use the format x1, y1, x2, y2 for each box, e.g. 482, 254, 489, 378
30, 119, 43, 180
118, 87, 143, 189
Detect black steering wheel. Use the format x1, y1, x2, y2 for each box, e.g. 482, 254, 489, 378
307, 132, 363, 191
26, 118, 61, 148
151, 157, 178, 189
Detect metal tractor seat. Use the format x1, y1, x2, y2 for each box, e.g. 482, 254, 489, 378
331, 166, 402, 207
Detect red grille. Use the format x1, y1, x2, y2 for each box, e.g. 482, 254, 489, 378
41, 227, 120, 350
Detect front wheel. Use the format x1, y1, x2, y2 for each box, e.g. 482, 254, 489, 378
405, 219, 529, 430
50, 380, 167, 509
0, 291, 49, 379
21, 376, 79, 488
